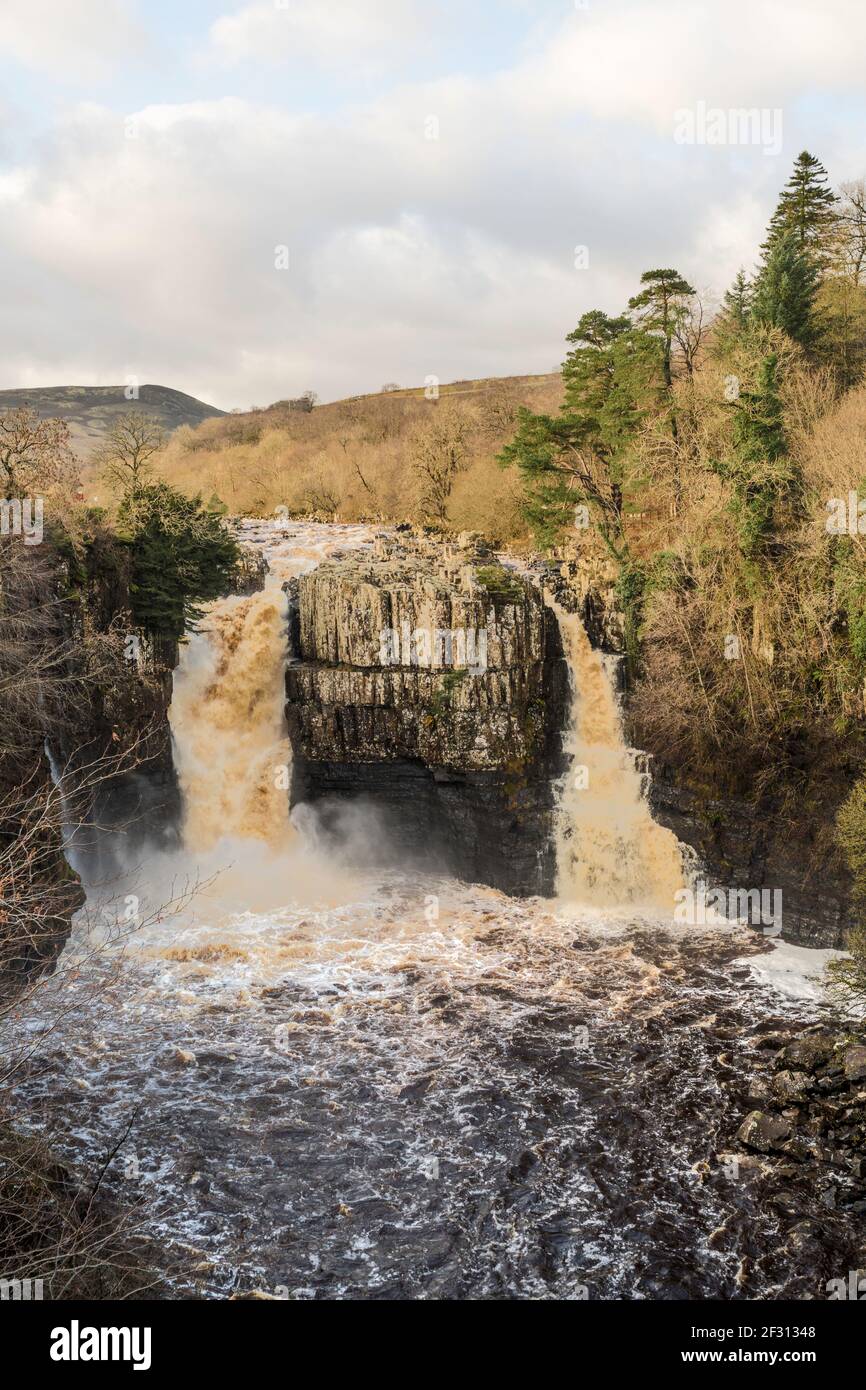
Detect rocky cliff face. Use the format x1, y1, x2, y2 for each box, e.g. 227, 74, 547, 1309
286, 532, 569, 894
647, 769, 853, 949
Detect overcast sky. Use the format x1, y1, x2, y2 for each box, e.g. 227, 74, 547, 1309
1, 0, 864, 410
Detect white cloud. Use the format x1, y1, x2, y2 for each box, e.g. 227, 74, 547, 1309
0, 0, 144, 80
518, 0, 866, 127
1, 0, 865, 406
205, 0, 427, 72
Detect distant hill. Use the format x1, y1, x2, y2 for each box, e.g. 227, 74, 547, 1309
0, 384, 225, 459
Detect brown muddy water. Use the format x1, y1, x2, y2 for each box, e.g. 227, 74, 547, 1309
5, 522, 854, 1300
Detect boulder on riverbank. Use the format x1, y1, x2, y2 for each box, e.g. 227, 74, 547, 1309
733, 1025, 866, 1210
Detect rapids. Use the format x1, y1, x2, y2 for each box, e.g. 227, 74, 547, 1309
5, 521, 853, 1300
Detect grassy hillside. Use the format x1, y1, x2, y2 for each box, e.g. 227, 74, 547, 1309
0, 384, 224, 460
154, 374, 562, 544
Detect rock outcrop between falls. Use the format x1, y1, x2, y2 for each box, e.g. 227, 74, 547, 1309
285, 531, 569, 894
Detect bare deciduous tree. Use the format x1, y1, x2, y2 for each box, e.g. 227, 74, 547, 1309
0, 409, 78, 499
96, 413, 165, 496
411, 409, 470, 525
672, 293, 709, 378
482, 380, 520, 436
837, 179, 866, 285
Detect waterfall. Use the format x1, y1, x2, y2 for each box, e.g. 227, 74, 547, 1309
44, 740, 86, 880
169, 585, 292, 853
547, 596, 685, 912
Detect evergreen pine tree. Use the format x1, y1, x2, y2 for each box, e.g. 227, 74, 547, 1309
717, 352, 797, 556
627, 268, 696, 394
712, 268, 754, 355
751, 231, 820, 347
627, 268, 696, 498
499, 309, 659, 553
731, 353, 786, 466
118, 482, 240, 641
762, 150, 839, 269
562, 309, 651, 457
721, 269, 752, 329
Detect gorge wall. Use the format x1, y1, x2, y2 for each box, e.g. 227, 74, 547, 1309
646, 771, 853, 949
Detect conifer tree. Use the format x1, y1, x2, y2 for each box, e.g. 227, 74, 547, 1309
499, 309, 659, 553
751, 231, 819, 347
762, 150, 839, 269
712, 269, 754, 354
731, 353, 786, 467
627, 267, 696, 501
721, 269, 752, 329
118, 482, 239, 641
717, 352, 796, 556
627, 268, 696, 395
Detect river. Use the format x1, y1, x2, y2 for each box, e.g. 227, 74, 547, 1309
6, 521, 850, 1300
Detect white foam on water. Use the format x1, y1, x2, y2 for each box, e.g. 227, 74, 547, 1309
735, 938, 847, 1002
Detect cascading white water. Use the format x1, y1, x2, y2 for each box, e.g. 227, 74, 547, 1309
547, 595, 685, 912
44, 741, 86, 878
149, 526, 372, 921
169, 585, 292, 853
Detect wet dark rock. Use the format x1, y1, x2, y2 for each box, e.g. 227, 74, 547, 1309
752, 1031, 792, 1050
231, 542, 268, 595
398, 1075, 435, 1101
843, 1045, 866, 1082
769, 1190, 806, 1217
736, 1111, 793, 1152
773, 1070, 814, 1103
744, 1077, 774, 1107
733, 1020, 866, 1248
777, 1035, 835, 1071
646, 773, 851, 948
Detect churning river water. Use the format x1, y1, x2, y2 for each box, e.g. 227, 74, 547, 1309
6, 522, 849, 1300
